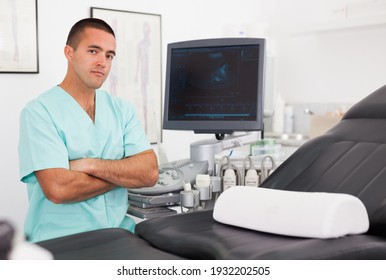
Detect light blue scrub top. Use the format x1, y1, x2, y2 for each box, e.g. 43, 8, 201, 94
18, 86, 151, 242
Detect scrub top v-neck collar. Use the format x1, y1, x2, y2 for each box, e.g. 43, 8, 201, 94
57, 86, 99, 126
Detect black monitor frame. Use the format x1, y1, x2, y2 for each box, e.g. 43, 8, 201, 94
163, 38, 266, 136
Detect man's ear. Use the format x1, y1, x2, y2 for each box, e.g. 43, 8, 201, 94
64, 45, 74, 61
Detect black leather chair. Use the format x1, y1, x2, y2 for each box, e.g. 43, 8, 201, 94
37, 228, 184, 260
135, 84, 386, 259
39, 84, 386, 259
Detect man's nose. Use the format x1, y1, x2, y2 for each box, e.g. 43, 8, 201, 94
97, 54, 106, 67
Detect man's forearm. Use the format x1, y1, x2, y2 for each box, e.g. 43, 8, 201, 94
70, 149, 159, 189
35, 168, 115, 204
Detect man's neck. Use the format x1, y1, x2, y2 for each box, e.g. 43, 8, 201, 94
59, 78, 96, 122
59, 77, 95, 100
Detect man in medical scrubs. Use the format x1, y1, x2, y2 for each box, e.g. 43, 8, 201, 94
18, 18, 159, 243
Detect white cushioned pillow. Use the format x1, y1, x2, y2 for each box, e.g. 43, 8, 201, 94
213, 186, 369, 239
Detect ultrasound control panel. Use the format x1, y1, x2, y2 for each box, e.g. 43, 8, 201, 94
128, 159, 209, 196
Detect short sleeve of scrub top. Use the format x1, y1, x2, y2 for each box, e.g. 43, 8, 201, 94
18, 87, 152, 242
19, 100, 69, 184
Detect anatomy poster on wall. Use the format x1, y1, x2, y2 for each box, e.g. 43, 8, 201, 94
0, 0, 39, 73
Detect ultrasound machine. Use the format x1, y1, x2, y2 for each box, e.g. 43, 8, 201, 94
127, 37, 268, 219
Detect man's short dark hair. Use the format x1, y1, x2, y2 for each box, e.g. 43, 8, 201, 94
66, 18, 115, 49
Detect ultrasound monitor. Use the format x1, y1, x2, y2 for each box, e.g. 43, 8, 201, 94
163, 38, 266, 137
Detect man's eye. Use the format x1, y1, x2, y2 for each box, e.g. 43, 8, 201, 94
107, 54, 115, 60
89, 49, 97, 54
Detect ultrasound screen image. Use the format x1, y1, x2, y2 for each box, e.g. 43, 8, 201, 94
168, 45, 260, 121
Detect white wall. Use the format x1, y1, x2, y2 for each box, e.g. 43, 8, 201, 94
271, 0, 386, 104
3, 0, 386, 233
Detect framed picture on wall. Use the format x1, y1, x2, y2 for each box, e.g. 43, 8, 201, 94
91, 7, 162, 144
0, 0, 39, 73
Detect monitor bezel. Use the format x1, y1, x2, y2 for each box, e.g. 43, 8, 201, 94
163, 37, 266, 135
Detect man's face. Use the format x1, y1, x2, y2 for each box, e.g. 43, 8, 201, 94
68, 27, 116, 90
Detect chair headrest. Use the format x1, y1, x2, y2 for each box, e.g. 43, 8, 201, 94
343, 85, 386, 120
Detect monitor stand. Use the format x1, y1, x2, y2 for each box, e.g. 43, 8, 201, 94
190, 131, 261, 175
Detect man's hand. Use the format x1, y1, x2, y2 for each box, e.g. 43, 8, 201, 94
70, 158, 93, 173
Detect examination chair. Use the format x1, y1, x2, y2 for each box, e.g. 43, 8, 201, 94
36, 228, 184, 260
134, 84, 386, 259
38, 84, 386, 259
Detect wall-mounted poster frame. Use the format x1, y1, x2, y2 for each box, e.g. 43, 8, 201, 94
91, 7, 162, 144
0, 0, 39, 73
